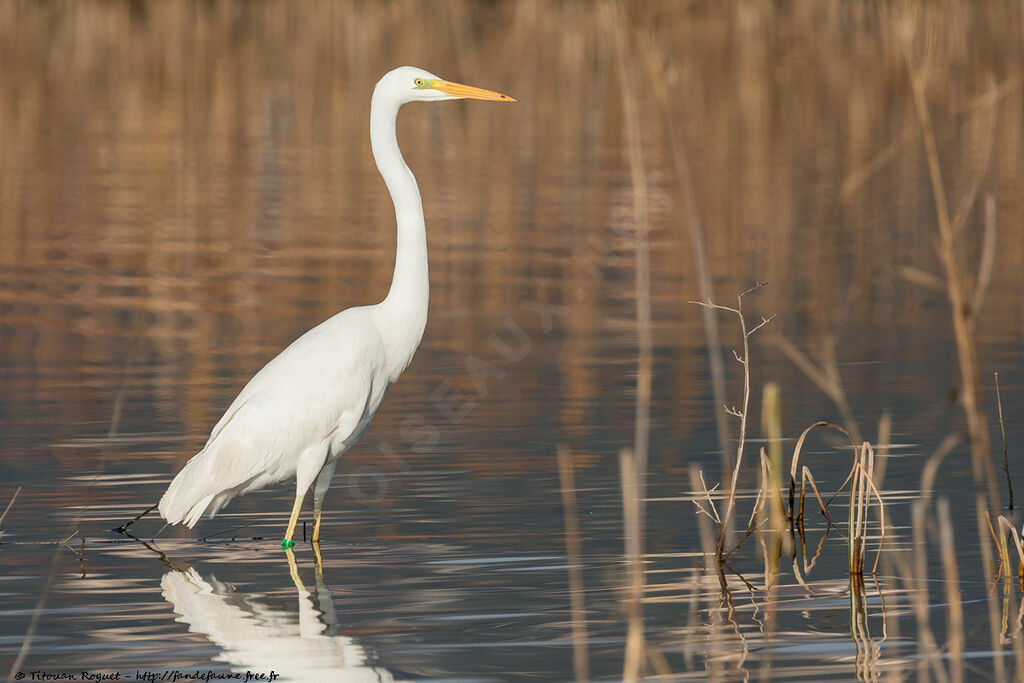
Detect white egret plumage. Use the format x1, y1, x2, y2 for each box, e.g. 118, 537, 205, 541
157, 66, 514, 548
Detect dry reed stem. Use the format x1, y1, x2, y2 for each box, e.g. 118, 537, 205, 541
746, 456, 769, 531
760, 384, 789, 562
556, 445, 590, 683
874, 412, 892, 491
997, 516, 1024, 583
907, 499, 952, 683
761, 383, 783, 469
607, 0, 652, 534
898, 265, 946, 292
971, 195, 998, 328
758, 448, 787, 531
860, 467, 886, 575
607, 6, 649, 676
645, 646, 672, 679
949, 82, 997, 239
902, 22, 1002, 622
981, 508, 1010, 679
937, 498, 965, 683
988, 510, 1008, 580
845, 443, 886, 575
851, 447, 869, 574
618, 448, 644, 682
982, 497, 1008, 680
919, 433, 960, 509
638, 22, 731, 476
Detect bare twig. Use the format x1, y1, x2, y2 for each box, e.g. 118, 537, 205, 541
694, 471, 721, 524
690, 283, 774, 587
0, 486, 21, 529
115, 502, 159, 535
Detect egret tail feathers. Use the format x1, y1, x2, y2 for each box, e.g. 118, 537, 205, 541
159, 450, 239, 528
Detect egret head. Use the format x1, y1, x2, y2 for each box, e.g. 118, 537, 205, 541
376, 66, 516, 105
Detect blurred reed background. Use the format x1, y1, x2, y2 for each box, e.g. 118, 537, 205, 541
0, 0, 1022, 491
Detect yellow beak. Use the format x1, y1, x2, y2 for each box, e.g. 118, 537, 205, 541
434, 80, 516, 102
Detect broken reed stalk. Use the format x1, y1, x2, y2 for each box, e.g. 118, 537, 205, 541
761, 383, 783, 494
798, 467, 832, 528
874, 412, 892, 491
556, 445, 590, 683
756, 449, 785, 588
787, 421, 857, 523
689, 283, 775, 587
849, 443, 886, 576
938, 498, 965, 683
995, 372, 1012, 510
757, 448, 787, 533
988, 511, 1009, 581
997, 516, 1024, 585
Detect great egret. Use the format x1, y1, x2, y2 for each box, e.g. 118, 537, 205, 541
157, 66, 514, 549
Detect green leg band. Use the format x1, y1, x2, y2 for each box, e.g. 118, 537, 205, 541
281, 539, 295, 549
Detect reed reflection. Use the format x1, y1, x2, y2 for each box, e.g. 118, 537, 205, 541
160, 547, 395, 682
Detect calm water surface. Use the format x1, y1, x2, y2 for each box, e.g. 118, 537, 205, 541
2, 2, 1024, 681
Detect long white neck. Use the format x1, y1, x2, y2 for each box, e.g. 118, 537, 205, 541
369, 89, 429, 381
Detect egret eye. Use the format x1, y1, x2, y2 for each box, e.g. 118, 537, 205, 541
414, 78, 424, 88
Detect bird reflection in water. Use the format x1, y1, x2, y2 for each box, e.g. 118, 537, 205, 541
160, 547, 396, 682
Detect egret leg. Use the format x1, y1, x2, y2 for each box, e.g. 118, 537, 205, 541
283, 446, 330, 549
312, 498, 324, 544
311, 459, 339, 543
281, 491, 306, 549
